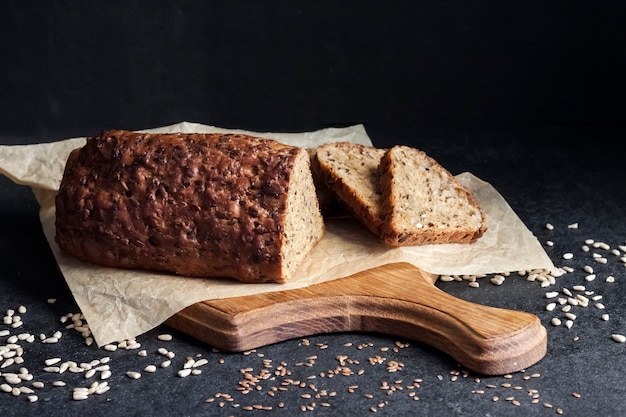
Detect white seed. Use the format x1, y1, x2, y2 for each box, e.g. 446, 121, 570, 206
565, 313, 577, 320
562, 253, 573, 260
157, 334, 173, 341
606, 276, 616, 283
546, 240, 554, 247
52, 381, 66, 387
161, 360, 171, 368
45, 357, 62, 366
562, 288, 572, 297
551, 318, 562, 326
601, 314, 610, 321
595, 257, 608, 264
178, 368, 192, 378
138, 350, 148, 357
101, 370, 112, 380
595, 303, 606, 310
84, 369, 96, 379
72, 391, 89, 401
469, 281, 479, 288
194, 358, 209, 368
576, 294, 590, 303
545, 292, 559, 299
95, 384, 111, 395
32, 381, 44, 389
27, 395, 38, 402
126, 341, 142, 350
585, 274, 596, 282
567, 223, 578, 229
611, 334, 626, 343
144, 365, 157, 373
19, 372, 33, 381
1, 358, 15, 368
0, 384, 12, 392
0, 330, 9, 337
490, 275, 505, 286
546, 223, 554, 230
564, 320, 574, 329
126, 371, 141, 380
546, 303, 557, 312
572, 285, 586, 291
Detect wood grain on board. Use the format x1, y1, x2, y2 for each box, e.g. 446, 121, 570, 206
166, 262, 547, 375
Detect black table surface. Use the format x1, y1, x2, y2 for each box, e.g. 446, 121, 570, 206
1, 124, 625, 417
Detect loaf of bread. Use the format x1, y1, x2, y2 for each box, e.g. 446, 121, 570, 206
311, 142, 386, 235
54, 130, 325, 284
379, 145, 487, 246
312, 142, 486, 246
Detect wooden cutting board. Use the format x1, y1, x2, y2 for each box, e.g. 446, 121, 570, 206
165, 262, 547, 375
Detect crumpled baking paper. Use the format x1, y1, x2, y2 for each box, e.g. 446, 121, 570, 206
0, 121, 556, 346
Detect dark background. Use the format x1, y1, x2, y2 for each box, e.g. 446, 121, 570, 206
2, 1, 624, 143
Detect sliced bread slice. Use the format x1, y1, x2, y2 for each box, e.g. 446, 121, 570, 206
379, 145, 487, 246
312, 142, 386, 236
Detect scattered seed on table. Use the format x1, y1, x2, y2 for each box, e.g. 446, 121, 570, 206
611, 334, 626, 343
157, 334, 173, 341
126, 371, 141, 379
563, 253, 573, 260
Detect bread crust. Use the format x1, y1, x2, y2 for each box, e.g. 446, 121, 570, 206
379, 146, 487, 246
54, 130, 325, 283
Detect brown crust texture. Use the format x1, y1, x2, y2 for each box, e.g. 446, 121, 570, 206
54, 130, 325, 283
379, 146, 487, 246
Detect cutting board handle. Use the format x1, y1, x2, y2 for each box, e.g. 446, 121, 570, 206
167, 263, 547, 375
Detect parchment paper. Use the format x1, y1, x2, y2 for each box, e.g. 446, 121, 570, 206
0, 121, 556, 346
